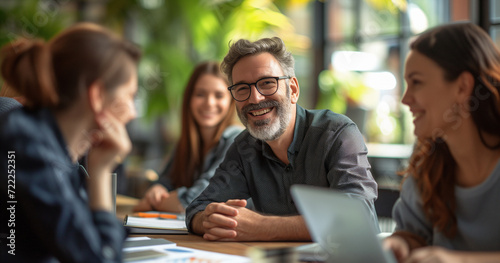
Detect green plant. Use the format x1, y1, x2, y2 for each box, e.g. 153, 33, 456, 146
0, 0, 306, 121
316, 69, 370, 114
0, 0, 70, 46
103, 0, 304, 121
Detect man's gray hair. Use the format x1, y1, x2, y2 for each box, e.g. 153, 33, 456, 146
221, 37, 295, 84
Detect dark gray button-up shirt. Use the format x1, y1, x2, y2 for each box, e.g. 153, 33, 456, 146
186, 105, 378, 232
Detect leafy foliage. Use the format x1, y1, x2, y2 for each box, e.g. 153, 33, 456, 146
0, 0, 70, 46
103, 0, 301, 120
0, 0, 303, 120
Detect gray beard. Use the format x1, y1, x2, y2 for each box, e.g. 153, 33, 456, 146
238, 99, 291, 142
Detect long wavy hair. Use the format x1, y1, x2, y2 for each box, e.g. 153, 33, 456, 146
403, 23, 500, 237
168, 61, 237, 188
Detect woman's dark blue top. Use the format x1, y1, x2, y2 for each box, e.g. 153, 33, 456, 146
0, 108, 126, 263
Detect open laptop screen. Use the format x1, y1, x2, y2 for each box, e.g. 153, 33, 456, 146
291, 184, 396, 263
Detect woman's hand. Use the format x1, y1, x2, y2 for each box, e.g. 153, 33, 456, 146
405, 247, 462, 263
86, 110, 132, 211
152, 190, 184, 213
88, 110, 132, 174
383, 235, 411, 263
133, 184, 170, 212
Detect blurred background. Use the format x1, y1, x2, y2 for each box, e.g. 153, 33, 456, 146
0, 0, 498, 200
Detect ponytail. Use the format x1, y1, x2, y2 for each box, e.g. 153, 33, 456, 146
1, 23, 140, 111
1, 39, 58, 108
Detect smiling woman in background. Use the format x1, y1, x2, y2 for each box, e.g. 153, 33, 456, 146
0, 23, 140, 262
134, 61, 242, 213
383, 23, 500, 262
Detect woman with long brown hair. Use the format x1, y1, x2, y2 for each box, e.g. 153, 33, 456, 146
0, 23, 140, 262
384, 22, 500, 262
134, 61, 242, 213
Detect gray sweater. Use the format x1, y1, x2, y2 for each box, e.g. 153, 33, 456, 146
393, 161, 500, 251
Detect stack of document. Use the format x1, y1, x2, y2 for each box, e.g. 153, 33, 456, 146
122, 237, 250, 263
124, 213, 188, 235
123, 237, 175, 261
124, 237, 175, 251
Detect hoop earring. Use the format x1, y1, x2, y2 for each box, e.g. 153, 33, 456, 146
451, 102, 460, 116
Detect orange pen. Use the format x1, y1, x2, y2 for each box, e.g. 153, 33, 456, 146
135, 212, 159, 218
134, 212, 178, 219
158, 214, 178, 219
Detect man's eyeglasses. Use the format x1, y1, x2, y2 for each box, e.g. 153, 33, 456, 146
227, 76, 291, 102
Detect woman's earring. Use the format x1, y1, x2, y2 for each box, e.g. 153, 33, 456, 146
452, 102, 460, 116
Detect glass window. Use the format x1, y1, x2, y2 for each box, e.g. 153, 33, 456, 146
327, 0, 357, 43
491, 25, 500, 47
411, 0, 449, 31
360, 0, 399, 37
491, 0, 500, 23
323, 0, 449, 145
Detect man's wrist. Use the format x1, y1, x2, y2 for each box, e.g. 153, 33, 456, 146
262, 215, 310, 241
259, 215, 279, 241
191, 211, 205, 235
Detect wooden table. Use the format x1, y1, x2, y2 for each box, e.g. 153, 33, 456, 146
116, 195, 311, 257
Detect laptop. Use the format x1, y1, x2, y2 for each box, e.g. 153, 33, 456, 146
291, 184, 397, 263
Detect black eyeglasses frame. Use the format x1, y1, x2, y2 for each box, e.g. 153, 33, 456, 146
227, 76, 291, 102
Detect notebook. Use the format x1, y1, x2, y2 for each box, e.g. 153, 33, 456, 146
124, 215, 188, 235
291, 184, 397, 263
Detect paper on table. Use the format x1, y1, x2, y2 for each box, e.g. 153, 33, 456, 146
127, 246, 251, 263
124, 216, 187, 230
123, 238, 176, 252
123, 237, 173, 262
122, 237, 250, 263
125, 237, 150, 242
123, 249, 169, 262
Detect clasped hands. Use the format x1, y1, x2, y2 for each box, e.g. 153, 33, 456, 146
197, 199, 264, 241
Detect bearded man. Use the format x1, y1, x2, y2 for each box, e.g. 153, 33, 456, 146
186, 37, 378, 241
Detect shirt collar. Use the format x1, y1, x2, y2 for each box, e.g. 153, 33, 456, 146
260, 105, 306, 165
288, 105, 306, 155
